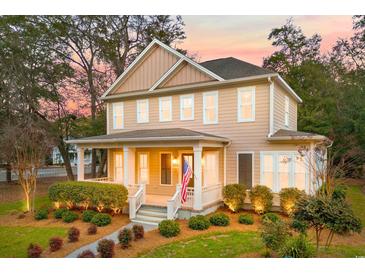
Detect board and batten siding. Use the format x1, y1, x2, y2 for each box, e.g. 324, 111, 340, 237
112, 46, 179, 94
273, 84, 298, 132
107, 80, 302, 186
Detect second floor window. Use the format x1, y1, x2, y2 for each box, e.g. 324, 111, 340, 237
180, 94, 194, 120
237, 86, 255, 122
159, 96, 172, 122
112, 102, 124, 129
203, 91, 218, 124
284, 96, 290, 127
137, 99, 149, 123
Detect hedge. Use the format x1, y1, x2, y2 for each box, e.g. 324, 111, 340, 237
48, 181, 128, 213
222, 184, 246, 212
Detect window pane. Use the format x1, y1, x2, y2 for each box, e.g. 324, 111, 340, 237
240, 105, 252, 120
206, 95, 215, 107
263, 155, 273, 189
279, 155, 290, 189
115, 116, 123, 128
241, 92, 251, 105
295, 155, 306, 190
160, 98, 171, 121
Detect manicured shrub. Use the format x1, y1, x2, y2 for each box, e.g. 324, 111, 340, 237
188, 215, 210, 230
68, 227, 80, 242
88, 224, 98, 235
49, 237, 63, 252
27, 243, 42, 258
279, 188, 305, 216
53, 208, 68, 219
158, 220, 180, 238
291, 219, 308, 234
249, 185, 273, 214
238, 214, 254, 225
82, 210, 97, 222
91, 213, 112, 227
279, 235, 315, 258
34, 208, 48, 220
62, 211, 78, 223
262, 213, 280, 224
209, 213, 230, 226
77, 250, 96, 258
97, 239, 115, 258
222, 184, 246, 212
132, 224, 144, 240
48, 181, 128, 213
118, 228, 133, 249
260, 219, 291, 252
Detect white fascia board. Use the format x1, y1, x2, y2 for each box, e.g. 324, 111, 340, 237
149, 58, 185, 91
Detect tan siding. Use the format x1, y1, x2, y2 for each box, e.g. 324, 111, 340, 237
113, 46, 179, 94
107, 81, 302, 187
273, 84, 298, 132
162, 62, 214, 88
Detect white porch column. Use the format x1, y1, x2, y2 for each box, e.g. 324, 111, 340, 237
77, 146, 84, 181
193, 145, 203, 210
128, 148, 136, 186
123, 146, 129, 188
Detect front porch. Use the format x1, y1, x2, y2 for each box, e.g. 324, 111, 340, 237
71, 128, 229, 221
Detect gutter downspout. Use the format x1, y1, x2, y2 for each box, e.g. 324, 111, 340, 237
268, 77, 274, 137
223, 140, 232, 186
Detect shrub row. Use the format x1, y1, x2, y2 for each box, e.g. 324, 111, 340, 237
48, 181, 128, 213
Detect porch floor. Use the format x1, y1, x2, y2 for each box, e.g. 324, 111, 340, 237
145, 194, 170, 207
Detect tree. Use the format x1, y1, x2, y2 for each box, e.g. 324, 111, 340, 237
0, 119, 53, 212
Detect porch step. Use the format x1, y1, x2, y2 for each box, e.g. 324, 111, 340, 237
133, 205, 168, 225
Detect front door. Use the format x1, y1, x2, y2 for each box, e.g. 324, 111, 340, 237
238, 153, 253, 189
181, 153, 194, 187
114, 152, 123, 182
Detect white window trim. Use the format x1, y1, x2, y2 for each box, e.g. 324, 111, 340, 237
136, 99, 149, 123
137, 152, 150, 184
180, 94, 194, 121
284, 96, 290, 127
112, 102, 124, 130
237, 86, 255, 123
203, 91, 218, 125
236, 151, 255, 188
159, 96, 172, 122
260, 151, 309, 193
159, 152, 173, 186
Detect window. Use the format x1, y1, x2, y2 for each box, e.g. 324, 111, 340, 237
114, 152, 123, 182
138, 153, 149, 184
180, 94, 194, 120
160, 153, 172, 185
203, 91, 218, 124
260, 152, 308, 193
159, 97, 172, 122
237, 86, 255, 122
237, 153, 253, 189
112, 102, 124, 129
203, 152, 219, 187
136, 99, 149, 123
284, 96, 290, 127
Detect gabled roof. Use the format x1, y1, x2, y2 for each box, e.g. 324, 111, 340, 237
67, 128, 230, 144
101, 39, 224, 98
199, 57, 274, 79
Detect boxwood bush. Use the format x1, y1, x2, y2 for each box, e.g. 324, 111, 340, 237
249, 185, 273, 214
188, 215, 210, 230
48, 181, 128, 213
158, 220, 180, 237
82, 210, 97, 222
53, 208, 68, 219
91, 213, 112, 227
209, 213, 230, 226
279, 188, 305, 216
62, 211, 78, 223
238, 214, 254, 225
222, 184, 246, 212
34, 208, 48, 220
262, 213, 280, 224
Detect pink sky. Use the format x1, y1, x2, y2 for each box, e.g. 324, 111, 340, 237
180, 15, 354, 65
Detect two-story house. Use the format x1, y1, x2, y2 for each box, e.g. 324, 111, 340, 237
68, 39, 326, 224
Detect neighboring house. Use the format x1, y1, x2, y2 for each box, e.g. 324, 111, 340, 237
51, 144, 92, 166
68, 39, 326, 224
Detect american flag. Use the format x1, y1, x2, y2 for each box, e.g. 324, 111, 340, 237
181, 159, 192, 203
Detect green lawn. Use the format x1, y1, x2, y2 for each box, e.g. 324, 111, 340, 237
140, 231, 264, 258
0, 226, 67, 258
346, 185, 365, 225
320, 244, 365, 258
0, 196, 52, 215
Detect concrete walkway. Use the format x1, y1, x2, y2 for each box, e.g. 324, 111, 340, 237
66, 222, 157, 258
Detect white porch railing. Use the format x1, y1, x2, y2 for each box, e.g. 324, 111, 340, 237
182, 187, 194, 208
83, 177, 116, 184
167, 185, 181, 220
128, 184, 145, 219
202, 184, 222, 207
